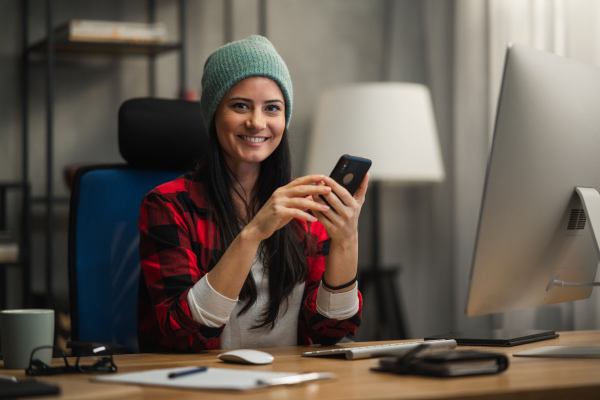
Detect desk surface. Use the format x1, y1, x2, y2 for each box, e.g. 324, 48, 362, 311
2, 330, 600, 400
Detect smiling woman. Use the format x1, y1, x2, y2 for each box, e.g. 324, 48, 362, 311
136, 35, 369, 353
215, 77, 286, 170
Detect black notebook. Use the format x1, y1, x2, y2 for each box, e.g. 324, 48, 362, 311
373, 350, 509, 377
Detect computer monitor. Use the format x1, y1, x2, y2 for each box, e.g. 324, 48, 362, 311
465, 43, 600, 318
427, 44, 600, 350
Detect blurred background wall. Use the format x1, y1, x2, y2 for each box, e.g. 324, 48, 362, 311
1, 0, 599, 342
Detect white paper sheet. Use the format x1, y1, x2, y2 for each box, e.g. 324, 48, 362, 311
95, 367, 302, 391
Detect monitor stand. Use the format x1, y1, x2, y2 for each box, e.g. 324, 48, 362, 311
424, 329, 559, 347
514, 345, 600, 358
549, 187, 600, 290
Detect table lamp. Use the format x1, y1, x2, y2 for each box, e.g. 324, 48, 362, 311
305, 82, 445, 339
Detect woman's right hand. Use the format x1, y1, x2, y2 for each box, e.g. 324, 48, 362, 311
244, 174, 333, 242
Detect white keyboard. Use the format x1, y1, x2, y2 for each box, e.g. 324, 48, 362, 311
301, 339, 457, 360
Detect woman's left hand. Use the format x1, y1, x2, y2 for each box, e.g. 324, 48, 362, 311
312, 173, 370, 243
312, 173, 369, 292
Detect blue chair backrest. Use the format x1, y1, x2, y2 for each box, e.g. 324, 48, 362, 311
68, 166, 182, 353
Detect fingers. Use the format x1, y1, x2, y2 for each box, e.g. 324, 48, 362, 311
353, 173, 370, 205
320, 173, 370, 206
313, 176, 367, 236
290, 174, 329, 187
271, 198, 330, 224
266, 181, 331, 223
320, 177, 354, 207
248, 175, 337, 241
332, 177, 356, 204
295, 184, 332, 198
316, 196, 348, 226
285, 207, 320, 223
279, 175, 332, 199
285, 196, 331, 214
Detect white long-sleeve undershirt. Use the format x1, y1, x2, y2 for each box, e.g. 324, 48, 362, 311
186, 256, 359, 349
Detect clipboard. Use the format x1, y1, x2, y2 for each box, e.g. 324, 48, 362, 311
95, 366, 334, 391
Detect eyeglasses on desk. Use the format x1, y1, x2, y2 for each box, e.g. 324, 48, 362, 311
25, 342, 117, 376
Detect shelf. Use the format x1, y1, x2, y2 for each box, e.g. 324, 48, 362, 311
28, 39, 181, 56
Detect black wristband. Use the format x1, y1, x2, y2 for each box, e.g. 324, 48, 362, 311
321, 273, 357, 291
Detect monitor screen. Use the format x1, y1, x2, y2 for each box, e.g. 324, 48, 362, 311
465, 43, 600, 317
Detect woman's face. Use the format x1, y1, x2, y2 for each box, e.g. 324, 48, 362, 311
214, 76, 286, 171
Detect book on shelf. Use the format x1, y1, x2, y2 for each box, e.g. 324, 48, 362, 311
0, 231, 19, 264
54, 19, 168, 44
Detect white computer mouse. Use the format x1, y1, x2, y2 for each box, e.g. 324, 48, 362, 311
217, 349, 274, 365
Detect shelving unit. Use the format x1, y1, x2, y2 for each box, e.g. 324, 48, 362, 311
20, 0, 187, 308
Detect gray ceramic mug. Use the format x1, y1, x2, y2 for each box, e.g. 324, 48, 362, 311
0, 309, 55, 369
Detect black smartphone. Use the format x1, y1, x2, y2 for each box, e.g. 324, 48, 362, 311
328, 154, 372, 197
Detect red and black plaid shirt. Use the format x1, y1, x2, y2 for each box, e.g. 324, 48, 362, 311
137, 172, 362, 353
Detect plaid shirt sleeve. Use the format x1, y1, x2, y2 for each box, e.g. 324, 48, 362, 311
137, 175, 223, 353
297, 221, 363, 346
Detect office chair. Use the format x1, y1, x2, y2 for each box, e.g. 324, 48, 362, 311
68, 97, 207, 353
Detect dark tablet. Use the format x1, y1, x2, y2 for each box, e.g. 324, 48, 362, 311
424, 329, 559, 347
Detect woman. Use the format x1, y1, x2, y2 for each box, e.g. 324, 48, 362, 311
137, 35, 369, 352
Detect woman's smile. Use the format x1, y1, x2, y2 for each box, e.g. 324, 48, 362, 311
240, 135, 269, 145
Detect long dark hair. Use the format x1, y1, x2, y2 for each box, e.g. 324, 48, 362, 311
196, 123, 308, 329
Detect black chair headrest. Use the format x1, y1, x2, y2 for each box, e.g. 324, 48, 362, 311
118, 97, 208, 170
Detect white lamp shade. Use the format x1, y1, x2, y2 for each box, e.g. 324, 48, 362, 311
305, 83, 445, 183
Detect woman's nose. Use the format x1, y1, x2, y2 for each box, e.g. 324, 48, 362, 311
246, 111, 266, 131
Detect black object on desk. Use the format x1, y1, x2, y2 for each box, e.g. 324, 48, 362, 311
0, 380, 60, 398
372, 344, 509, 377
424, 329, 558, 346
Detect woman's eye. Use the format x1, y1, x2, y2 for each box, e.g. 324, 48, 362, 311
265, 104, 281, 112
232, 103, 249, 110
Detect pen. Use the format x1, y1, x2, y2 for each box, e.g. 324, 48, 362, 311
0, 374, 17, 383
168, 367, 208, 379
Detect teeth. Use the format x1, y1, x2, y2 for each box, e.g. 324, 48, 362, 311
242, 136, 267, 143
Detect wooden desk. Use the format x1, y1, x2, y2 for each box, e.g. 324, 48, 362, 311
2, 330, 600, 399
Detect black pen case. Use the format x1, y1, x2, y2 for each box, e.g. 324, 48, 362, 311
372, 350, 509, 377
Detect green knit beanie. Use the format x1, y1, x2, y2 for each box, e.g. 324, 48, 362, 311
200, 35, 293, 129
